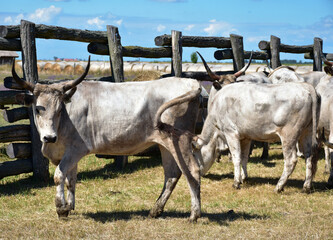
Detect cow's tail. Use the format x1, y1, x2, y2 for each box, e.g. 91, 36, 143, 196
155, 88, 201, 135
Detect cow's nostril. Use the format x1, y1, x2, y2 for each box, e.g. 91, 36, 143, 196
43, 136, 57, 143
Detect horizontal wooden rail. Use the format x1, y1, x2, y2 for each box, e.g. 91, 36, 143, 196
0, 158, 33, 179
0, 124, 31, 143
304, 52, 333, 61
214, 49, 269, 60
88, 42, 172, 58
258, 40, 313, 53
2, 107, 29, 123
6, 143, 31, 159
0, 24, 108, 43
0, 90, 26, 105
155, 34, 231, 48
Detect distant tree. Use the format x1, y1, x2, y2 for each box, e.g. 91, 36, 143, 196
191, 52, 198, 63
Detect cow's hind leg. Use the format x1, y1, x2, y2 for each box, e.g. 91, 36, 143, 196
149, 146, 182, 219
275, 140, 298, 193
240, 139, 252, 182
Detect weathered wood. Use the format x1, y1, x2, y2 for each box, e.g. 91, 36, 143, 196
0, 37, 21, 51
313, 37, 323, 71
88, 42, 172, 58
0, 90, 26, 105
214, 49, 269, 60
0, 124, 31, 143
20, 20, 49, 182
270, 35, 281, 69
171, 30, 182, 77
1, 24, 108, 43
2, 107, 29, 123
161, 71, 235, 81
0, 158, 33, 180
107, 25, 124, 82
6, 143, 32, 159
155, 34, 231, 48
258, 40, 313, 53
304, 52, 333, 61
106, 25, 127, 169
230, 34, 244, 71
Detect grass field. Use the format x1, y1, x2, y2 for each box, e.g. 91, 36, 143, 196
1, 64, 333, 239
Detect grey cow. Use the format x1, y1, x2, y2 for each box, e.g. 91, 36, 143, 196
157, 81, 320, 193
12, 57, 202, 222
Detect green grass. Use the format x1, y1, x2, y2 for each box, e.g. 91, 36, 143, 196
0, 146, 333, 239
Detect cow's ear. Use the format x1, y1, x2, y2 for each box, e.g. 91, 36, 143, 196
213, 81, 222, 90
15, 93, 34, 106
324, 66, 333, 76
63, 87, 77, 104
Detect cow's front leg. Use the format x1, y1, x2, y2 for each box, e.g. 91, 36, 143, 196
54, 165, 71, 218
65, 165, 78, 212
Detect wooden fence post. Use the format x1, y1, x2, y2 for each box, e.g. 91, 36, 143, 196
106, 25, 128, 169
270, 35, 281, 69
20, 20, 49, 182
313, 37, 323, 71
230, 34, 244, 71
171, 30, 182, 77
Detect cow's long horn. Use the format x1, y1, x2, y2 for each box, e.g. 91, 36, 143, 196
63, 56, 90, 92
196, 51, 220, 81
234, 51, 253, 77
11, 60, 35, 92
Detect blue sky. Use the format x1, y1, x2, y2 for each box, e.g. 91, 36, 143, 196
1, 0, 333, 62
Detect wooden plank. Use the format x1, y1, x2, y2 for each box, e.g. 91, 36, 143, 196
161, 71, 234, 81
0, 37, 21, 51
20, 20, 49, 182
1, 24, 108, 43
106, 25, 127, 169
87, 42, 172, 58
155, 34, 231, 48
258, 40, 313, 53
313, 37, 323, 71
6, 143, 32, 159
0, 158, 33, 180
2, 107, 29, 123
230, 34, 244, 71
0, 124, 31, 143
304, 52, 333, 61
214, 49, 269, 60
270, 35, 281, 69
171, 30, 182, 77
0, 90, 26, 105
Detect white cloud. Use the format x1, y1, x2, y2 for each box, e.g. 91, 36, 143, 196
157, 24, 166, 32
204, 19, 237, 36
185, 24, 195, 31
28, 5, 61, 23
247, 36, 267, 43
87, 17, 105, 29
4, 14, 24, 24
115, 19, 123, 26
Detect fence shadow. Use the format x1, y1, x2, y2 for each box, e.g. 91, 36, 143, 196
77, 155, 162, 181
84, 209, 268, 225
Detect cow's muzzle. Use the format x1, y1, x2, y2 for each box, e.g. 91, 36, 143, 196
43, 135, 57, 143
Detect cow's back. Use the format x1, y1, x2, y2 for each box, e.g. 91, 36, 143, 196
60, 77, 200, 154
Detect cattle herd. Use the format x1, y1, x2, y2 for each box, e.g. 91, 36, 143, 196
11, 53, 333, 222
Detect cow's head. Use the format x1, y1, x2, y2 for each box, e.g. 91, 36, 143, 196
12, 56, 90, 143
196, 51, 253, 91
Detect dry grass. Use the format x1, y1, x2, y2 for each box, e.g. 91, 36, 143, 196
1, 146, 333, 240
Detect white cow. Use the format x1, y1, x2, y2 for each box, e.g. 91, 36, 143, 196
156, 81, 320, 193
12, 57, 202, 222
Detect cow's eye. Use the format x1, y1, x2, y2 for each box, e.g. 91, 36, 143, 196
35, 108, 40, 115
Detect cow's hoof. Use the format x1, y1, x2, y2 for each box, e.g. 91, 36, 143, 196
57, 205, 72, 218
302, 187, 311, 194
148, 207, 163, 218
232, 183, 241, 189
274, 186, 284, 193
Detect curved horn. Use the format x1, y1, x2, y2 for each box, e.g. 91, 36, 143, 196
11, 60, 35, 92
196, 51, 220, 81
63, 56, 91, 92
234, 51, 253, 77
321, 52, 333, 66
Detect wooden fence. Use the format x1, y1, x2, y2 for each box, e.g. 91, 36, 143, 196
0, 20, 332, 181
